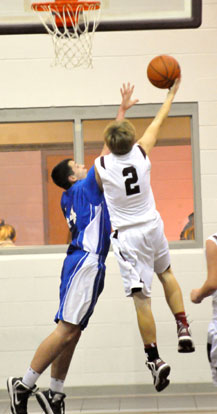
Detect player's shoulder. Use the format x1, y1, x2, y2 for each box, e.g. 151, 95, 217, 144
95, 153, 112, 169
61, 188, 72, 203
82, 165, 104, 205
134, 143, 148, 157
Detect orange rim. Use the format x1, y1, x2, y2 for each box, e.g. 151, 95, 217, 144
32, 0, 101, 12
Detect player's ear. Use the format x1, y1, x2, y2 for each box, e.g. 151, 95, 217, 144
68, 174, 76, 183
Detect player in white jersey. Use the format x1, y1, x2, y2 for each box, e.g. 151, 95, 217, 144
191, 233, 217, 385
95, 78, 195, 392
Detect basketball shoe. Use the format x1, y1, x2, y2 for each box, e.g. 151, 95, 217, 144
177, 321, 195, 353
36, 389, 66, 414
146, 358, 171, 392
7, 377, 38, 414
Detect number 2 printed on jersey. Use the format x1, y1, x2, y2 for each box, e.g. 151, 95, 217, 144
123, 166, 141, 196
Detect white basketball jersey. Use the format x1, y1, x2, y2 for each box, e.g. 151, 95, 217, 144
95, 144, 158, 229
207, 233, 217, 321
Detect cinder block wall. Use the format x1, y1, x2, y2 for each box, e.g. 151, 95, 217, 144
0, 0, 216, 390
0, 250, 212, 389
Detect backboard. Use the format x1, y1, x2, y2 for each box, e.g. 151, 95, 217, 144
0, 0, 202, 35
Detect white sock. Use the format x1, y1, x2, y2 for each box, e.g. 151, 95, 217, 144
22, 367, 40, 389
50, 377, 64, 394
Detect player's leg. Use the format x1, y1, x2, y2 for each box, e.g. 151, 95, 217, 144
207, 323, 217, 386
111, 225, 171, 392
35, 252, 106, 414
35, 328, 81, 414
153, 215, 195, 354
7, 250, 85, 414
31, 321, 81, 374
133, 292, 156, 344
133, 291, 170, 392
154, 215, 194, 352
157, 267, 194, 353
157, 266, 184, 314
51, 328, 81, 381
7, 321, 79, 414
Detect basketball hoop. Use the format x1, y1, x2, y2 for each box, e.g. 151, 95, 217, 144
31, 0, 101, 69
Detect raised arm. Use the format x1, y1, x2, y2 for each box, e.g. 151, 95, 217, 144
137, 78, 180, 156
100, 82, 139, 156
116, 82, 139, 121
191, 240, 217, 303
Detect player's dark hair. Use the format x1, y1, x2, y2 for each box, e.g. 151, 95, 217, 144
104, 119, 136, 155
51, 159, 74, 190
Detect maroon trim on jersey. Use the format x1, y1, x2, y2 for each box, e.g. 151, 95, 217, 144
138, 145, 146, 159
213, 235, 217, 241
100, 156, 105, 169
113, 230, 118, 239
119, 249, 126, 261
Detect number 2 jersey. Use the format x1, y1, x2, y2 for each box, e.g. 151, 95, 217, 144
61, 165, 111, 256
95, 144, 159, 230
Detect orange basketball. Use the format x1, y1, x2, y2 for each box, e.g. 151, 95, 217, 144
147, 55, 181, 89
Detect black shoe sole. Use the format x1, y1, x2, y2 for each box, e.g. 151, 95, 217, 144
155, 365, 171, 392
156, 378, 170, 392
178, 339, 195, 353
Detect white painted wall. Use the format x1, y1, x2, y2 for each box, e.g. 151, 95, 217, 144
0, 250, 213, 389
0, 0, 217, 390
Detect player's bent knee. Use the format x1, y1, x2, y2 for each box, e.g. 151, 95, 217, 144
133, 291, 151, 308
56, 320, 81, 343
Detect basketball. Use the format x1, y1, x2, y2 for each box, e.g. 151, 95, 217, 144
147, 55, 181, 89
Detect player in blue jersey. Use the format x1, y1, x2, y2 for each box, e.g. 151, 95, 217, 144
7, 83, 138, 414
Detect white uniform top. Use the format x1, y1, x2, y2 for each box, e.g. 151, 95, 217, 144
207, 233, 217, 377
207, 233, 217, 321
95, 144, 159, 230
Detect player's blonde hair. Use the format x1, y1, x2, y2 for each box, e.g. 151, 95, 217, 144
0, 224, 16, 242
104, 119, 136, 155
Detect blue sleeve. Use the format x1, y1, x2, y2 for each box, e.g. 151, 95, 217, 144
83, 166, 103, 206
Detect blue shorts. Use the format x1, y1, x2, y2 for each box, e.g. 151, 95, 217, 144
55, 249, 106, 330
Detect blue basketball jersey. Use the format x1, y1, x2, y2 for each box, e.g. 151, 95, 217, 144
61, 166, 111, 256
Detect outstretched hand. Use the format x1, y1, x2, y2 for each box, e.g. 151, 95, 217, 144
120, 82, 139, 111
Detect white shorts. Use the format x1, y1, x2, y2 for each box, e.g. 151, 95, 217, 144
208, 320, 217, 386
55, 250, 106, 330
111, 214, 170, 297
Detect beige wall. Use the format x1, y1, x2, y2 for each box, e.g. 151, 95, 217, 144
0, 0, 216, 389
0, 250, 212, 389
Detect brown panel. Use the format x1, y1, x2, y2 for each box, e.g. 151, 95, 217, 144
46, 154, 72, 245
83, 117, 191, 143
131, 117, 191, 141
0, 122, 74, 146
0, 150, 44, 246
84, 147, 101, 170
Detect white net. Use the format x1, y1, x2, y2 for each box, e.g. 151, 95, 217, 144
32, 2, 101, 69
